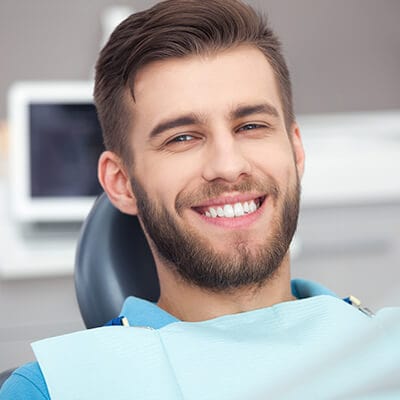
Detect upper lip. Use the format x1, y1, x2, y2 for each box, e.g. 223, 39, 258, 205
191, 193, 266, 208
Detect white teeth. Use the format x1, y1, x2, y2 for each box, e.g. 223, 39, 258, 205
233, 202, 244, 217
209, 208, 217, 218
204, 198, 262, 218
223, 204, 235, 218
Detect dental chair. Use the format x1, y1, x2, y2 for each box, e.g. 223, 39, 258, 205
75, 192, 159, 328
0, 193, 159, 388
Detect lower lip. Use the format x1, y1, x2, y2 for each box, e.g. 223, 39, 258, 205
192, 197, 268, 229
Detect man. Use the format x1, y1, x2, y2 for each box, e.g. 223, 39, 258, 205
1, 0, 399, 398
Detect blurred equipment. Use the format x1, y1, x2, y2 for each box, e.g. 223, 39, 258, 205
8, 81, 104, 223
0, 121, 8, 176
1, 81, 104, 278
298, 110, 400, 206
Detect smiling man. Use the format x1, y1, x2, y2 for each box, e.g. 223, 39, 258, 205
100, 45, 303, 321
2, 0, 400, 399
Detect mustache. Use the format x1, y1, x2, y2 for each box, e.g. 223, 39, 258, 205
175, 176, 280, 212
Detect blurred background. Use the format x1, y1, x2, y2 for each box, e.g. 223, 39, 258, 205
0, 0, 399, 371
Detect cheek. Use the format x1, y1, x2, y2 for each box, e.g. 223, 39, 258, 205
138, 153, 201, 208
249, 142, 295, 177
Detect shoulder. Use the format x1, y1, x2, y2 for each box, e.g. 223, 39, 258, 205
0, 361, 49, 400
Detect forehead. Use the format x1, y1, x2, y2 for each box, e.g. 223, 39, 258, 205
130, 45, 284, 133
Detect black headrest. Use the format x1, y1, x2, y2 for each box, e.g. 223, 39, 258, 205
74, 193, 160, 328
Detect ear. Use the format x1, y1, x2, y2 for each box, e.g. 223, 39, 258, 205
98, 151, 138, 215
289, 122, 305, 179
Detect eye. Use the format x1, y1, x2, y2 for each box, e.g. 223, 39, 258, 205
237, 123, 265, 132
166, 134, 195, 145
167, 134, 195, 144
158, 132, 202, 153
164, 134, 202, 150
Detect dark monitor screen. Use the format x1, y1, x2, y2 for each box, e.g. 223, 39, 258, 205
29, 103, 104, 197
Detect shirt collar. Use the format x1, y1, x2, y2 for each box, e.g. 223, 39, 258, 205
120, 279, 337, 329
291, 278, 337, 299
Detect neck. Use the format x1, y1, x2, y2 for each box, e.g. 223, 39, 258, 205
156, 253, 295, 322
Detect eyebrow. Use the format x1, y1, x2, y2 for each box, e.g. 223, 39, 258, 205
230, 103, 280, 120
148, 103, 279, 140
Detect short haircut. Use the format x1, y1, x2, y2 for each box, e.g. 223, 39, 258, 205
94, 0, 294, 165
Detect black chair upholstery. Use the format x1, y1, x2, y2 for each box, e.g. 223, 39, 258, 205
0, 368, 15, 390
75, 193, 160, 329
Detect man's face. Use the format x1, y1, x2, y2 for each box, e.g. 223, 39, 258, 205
127, 46, 304, 290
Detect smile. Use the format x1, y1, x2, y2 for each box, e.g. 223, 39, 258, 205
203, 198, 263, 218
193, 195, 266, 219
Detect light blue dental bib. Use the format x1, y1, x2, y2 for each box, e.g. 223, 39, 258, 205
33, 295, 400, 400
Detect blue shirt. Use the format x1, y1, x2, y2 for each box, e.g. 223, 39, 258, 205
0, 279, 338, 399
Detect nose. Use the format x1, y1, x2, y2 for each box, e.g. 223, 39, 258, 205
202, 134, 252, 183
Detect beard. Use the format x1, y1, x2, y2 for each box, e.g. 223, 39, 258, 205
130, 173, 300, 292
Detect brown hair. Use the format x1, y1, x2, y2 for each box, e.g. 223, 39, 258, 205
94, 0, 294, 165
